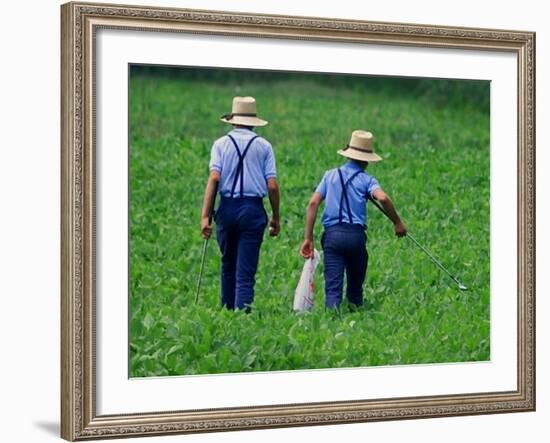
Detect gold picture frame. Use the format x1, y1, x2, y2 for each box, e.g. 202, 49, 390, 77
61, 1, 535, 440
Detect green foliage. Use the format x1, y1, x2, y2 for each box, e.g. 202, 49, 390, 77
129, 68, 490, 377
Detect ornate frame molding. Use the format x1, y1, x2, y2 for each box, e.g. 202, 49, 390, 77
61, 2, 535, 440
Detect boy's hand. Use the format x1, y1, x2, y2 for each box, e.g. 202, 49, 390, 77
268, 217, 280, 236
394, 221, 407, 238
300, 239, 314, 259
201, 217, 212, 239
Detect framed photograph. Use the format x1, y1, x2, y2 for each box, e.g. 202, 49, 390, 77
61, 1, 535, 440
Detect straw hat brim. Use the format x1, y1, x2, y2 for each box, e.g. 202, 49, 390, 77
337, 148, 382, 162
220, 115, 268, 127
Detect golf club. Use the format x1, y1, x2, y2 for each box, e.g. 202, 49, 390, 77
195, 232, 211, 304
195, 183, 218, 304
369, 197, 468, 291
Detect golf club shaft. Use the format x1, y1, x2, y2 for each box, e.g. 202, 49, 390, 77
404, 231, 463, 287
195, 238, 209, 304
368, 197, 464, 288
195, 181, 219, 304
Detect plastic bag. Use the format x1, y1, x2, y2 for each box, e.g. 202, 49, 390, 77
293, 249, 321, 312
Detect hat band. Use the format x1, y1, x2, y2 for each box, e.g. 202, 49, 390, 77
222, 112, 257, 120
346, 143, 374, 153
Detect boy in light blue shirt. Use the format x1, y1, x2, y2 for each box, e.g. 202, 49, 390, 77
300, 130, 407, 309
201, 97, 280, 312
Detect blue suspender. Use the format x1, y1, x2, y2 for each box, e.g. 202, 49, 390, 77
226, 134, 259, 198
337, 168, 363, 224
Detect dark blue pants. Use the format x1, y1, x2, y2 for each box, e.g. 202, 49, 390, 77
215, 197, 268, 311
321, 224, 368, 309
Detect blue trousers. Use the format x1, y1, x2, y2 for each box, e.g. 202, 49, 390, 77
321, 223, 368, 309
215, 197, 268, 311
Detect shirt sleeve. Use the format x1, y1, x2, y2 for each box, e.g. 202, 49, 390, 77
315, 172, 329, 199
366, 176, 381, 198
263, 142, 277, 179
209, 140, 222, 173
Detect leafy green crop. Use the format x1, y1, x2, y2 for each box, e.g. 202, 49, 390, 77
129, 67, 490, 377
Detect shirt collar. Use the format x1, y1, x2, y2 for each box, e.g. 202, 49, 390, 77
229, 127, 256, 135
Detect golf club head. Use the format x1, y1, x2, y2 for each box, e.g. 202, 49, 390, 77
458, 283, 468, 291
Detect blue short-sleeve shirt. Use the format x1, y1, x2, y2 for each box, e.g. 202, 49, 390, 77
315, 161, 381, 228
209, 128, 276, 198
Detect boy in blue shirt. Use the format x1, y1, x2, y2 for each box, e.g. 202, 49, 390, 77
300, 130, 407, 309
201, 96, 280, 312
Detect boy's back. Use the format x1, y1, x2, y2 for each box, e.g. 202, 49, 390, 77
210, 127, 276, 198
316, 161, 380, 228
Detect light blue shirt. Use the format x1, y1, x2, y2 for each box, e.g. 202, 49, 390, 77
209, 128, 277, 198
315, 161, 381, 228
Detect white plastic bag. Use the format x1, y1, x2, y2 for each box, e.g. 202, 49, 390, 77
293, 249, 321, 312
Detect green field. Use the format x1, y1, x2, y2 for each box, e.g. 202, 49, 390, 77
129, 67, 490, 377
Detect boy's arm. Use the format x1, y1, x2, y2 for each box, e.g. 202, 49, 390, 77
372, 188, 407, 237
200, 171, 220, 239
300, 192, 323, 258
267, 177, 280, 236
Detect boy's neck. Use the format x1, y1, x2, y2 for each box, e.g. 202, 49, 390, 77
232, 124, 255, 131
348, 159, 368, 170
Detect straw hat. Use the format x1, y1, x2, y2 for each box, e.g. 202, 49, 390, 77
220, 96, 268, 127
337, 130, 383, 162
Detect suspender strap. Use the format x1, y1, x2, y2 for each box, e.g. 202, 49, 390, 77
337, 169, 351, 224
337, 169, 363, 224
227, 134, 259, 198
